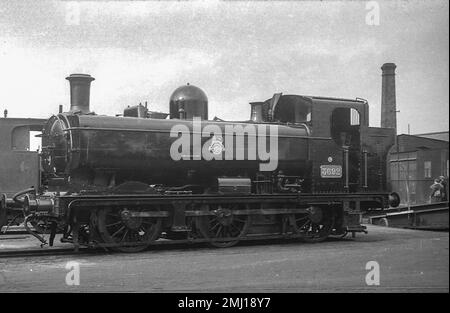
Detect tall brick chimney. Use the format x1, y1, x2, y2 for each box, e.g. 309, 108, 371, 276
381, 63, 397, 131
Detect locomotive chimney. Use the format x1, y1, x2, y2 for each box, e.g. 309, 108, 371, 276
249, 102, 264, 122
380, 63, 397, 132
66, 73, 95, 114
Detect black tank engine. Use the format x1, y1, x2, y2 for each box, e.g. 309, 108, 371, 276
1, 73, 400, 252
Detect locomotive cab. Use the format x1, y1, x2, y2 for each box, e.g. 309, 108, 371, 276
252, 94, 313, 125
271, 95, 312, 125
330, 107, 362, 192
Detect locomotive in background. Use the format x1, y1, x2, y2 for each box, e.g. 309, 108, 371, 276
0, 72, 399, 252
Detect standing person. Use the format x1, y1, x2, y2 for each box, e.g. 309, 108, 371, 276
439, 176, 448, 202
430, 178, 444, 203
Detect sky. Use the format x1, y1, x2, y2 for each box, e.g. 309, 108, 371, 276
0, 0, 448, 135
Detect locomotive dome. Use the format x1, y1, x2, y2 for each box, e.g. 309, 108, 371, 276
169, 84, 208, 120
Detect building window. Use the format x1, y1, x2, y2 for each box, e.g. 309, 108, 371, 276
424, 161, 432, 178
408, 181, 416, 194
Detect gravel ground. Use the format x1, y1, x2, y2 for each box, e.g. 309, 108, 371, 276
0, 225, 448, 292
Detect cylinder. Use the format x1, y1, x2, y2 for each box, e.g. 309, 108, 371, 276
24, 194, 54, 214
66, 74, 95, 114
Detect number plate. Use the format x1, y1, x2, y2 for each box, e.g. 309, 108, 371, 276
320, 165, 342, 178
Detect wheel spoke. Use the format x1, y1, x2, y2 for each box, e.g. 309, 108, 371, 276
230, 223, 240, 234
120, 229, 129, 242
299, 220, 310, 229
223, 227, 230, 238
106, 221, 122, 227
111, 225, 125, 238
215, 225, 223, 238
295, 216, 308, 222
210, 222, 220, 231
209, 217, 219, 224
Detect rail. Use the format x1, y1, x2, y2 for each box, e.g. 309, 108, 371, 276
367, 201, 449, 230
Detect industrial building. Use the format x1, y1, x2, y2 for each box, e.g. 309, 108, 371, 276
388, 133, 449, 205
380, 63, 449, 205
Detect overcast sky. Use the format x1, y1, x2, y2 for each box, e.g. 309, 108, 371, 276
0, 0, 448, 134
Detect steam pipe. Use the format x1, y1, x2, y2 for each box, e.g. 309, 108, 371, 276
24, 214, 48, 246
12, 188, 35, 205
343, 146, 349, 191
363, 150, 368, 189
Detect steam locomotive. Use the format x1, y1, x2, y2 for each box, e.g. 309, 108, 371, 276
0, 74, 400, 252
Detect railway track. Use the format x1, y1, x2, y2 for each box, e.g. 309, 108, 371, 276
0, 247, 94, 258
1, 224, 41, 235
367, 201, 449, 229
0, 231, 352, 259
377, 201, 448, 213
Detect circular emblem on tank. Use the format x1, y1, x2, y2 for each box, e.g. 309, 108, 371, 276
208, 136, 225, 155
328, 156, 333, 163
